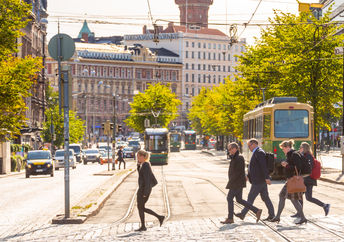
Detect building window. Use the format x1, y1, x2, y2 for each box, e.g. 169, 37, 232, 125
198, 42, 201, 48
218, 53, 221, 61
235, 56, 238, 62
208, 75, 211, 83
192, 88, 195, 96
208, 64, 211, 71
192, 42, 195, 48
203, 64, 206, 70
186, 102, 189, 109
208, 43, 211, 49
208, 52, 211, 60
203, 74, 206, 83
213, 53, 216, 60
198, 74, 201, 83
191, 51, 194, 59
228, 54, 230, 61
186, 87, 189, 94
218, 66, 221, 71
223, 44, 226, 50
198, 64, 201, 70
203, 52, 206, 59
198, 51, 201, 59
228, 66, 231, 72
223, 65, 226, 72
186, 73, 189, 82
192, 74, 195, 82
185, 51, 188, 58
185, 63, 189, 70
218, 75, 221, 83
172, 71, 176, 81
186, 41, 189, 47
213, 75, 216, 83
213, 43, 216, 49
192, 64, 194, 70
223, 54, 226, 61
218, 44, 221, 50
203, 43, 206, 48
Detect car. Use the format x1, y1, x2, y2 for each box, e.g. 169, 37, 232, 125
116, 141, 128, 149
84, 149, 101, 164
69, 144, 84, 163
25, 150, 54, 178
123, 147, 135, 158
100, 151, 113, 165
53, 149, 76, 170
128, 140, 141, 153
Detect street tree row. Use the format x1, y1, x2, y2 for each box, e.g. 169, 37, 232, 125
189, 10, 344, 140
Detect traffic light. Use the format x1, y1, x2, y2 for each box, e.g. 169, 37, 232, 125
110, 123, 114, 130
117, 124, 122, 133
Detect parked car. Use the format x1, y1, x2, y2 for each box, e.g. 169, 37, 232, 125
128, 140, 141, 153
116, 141, 128, 149
100, 151, 113, 165
69, 144, 85, 163
84, 149, 101, 164
123, 147, 135, 158
25, 150, 54, 178
53, 149, 76, 170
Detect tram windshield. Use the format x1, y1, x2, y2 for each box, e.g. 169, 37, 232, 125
185, 134, 196, 143
274, 110, 309, 138
170, 134, 180, 142
146, 134, 168, 151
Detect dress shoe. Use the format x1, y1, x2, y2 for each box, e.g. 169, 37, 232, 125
255, 209, 262, 223
158, 215, 165, 226
323, 204, 330, 216
270, 217, 280, 223
262, 216, 274, 222
234, 213, 245, 220
221, 218, 234, 224
295, 218, 307, 225
135, 227, 147, 232
290, 213, 300, 218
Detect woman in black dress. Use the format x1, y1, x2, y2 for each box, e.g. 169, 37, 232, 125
136, 150, 165, 231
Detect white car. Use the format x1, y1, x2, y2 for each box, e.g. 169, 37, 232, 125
54, 149, 76, 170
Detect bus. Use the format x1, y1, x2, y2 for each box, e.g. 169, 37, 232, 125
170, 131, 181, 152
144, 128, 169, 165
183, 130, 197, 150
243, 97, 313, 178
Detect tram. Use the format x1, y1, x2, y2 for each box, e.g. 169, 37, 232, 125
144, 128, 169, 165
170, 131, 181, 152
183, 130, 197, 150
242, 97, 313, 178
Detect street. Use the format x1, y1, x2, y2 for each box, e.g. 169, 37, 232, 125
1, 150, 344, 241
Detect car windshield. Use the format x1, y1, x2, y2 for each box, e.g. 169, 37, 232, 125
27, 151, 51, 160
69, 145, 80, 154
128, 141, 139, 146
124, 147, 133, 151
55, 150, 73, 157
101, 152, 112, 157
85, 149, 99, 154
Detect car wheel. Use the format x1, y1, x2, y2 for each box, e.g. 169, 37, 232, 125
25, 172, 30, 178
73, 166, 76, 169
55, 168, 59, 170
50, 172, 54, 177
84, 161, 87, 165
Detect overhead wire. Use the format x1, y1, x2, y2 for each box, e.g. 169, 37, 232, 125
238, 0, 263, 39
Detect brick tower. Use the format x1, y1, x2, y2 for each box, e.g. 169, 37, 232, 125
175, 0, 213, 28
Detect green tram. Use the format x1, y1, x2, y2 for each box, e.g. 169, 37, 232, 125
144, 128, 169, 165
170, 131, 181, 152
183, 130, 197, 150
243, 97, 313, 178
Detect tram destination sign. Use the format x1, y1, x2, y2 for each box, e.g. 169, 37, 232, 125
335, 47, 344, 55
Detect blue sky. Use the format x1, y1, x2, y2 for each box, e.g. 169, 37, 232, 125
47, 0, 317, 45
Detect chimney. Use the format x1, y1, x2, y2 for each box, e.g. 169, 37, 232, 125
143, 25, 147, 34
81, 33, 89, 43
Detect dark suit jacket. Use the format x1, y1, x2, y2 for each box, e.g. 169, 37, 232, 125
247, 147, 270, 185
138, 162, 157, 197
226, 151, 246, 190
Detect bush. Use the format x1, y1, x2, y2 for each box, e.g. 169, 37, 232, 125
10, 144, 21, 153
11, 155, 25, 172
22, 144, 32, 153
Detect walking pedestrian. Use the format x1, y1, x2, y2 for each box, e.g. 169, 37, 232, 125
136, 150, 165, 231
117, 146, 126, 169
270, 140, 307, 225
291, 142, 330, 217
221, 142, 262, 224
235, 138, 275, 221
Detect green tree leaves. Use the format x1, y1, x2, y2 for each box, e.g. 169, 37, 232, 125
124, 83, 182, 132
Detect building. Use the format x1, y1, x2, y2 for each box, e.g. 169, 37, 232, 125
124, 0, 246, 127
46, 42, 183, 142
16, 0, 48, 149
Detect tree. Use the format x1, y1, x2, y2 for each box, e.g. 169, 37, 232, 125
125, 83, 182, 132
0, 0, 43, 139
237, 10, 344, 143
42, 105, 85, 148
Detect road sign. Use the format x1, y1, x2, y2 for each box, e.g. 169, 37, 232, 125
335, 47, 344, 55
48, 33, 75, 61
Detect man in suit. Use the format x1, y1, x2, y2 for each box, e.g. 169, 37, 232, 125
221, 142, 262, 224
235, 138, 275, 221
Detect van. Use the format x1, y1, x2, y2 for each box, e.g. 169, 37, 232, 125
69, 144, 84, 163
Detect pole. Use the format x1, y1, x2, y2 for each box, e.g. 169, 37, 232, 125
50, 108, 54, 156
342, 47, 344, 174
112, 95, 116, 170
107, 132, 110, 171
57, 22, 62, 115
62, 68, 70, 218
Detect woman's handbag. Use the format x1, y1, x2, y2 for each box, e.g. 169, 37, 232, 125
115, 159, 118, 164
287, 167, 306, 193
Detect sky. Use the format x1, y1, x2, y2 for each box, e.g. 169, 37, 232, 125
46, 0, 318, 45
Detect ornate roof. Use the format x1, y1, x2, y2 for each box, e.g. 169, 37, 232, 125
78, 20, 95, 39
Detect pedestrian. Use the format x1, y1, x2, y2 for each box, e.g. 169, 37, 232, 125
136, 150, 165, 231
270, 140, 307, 225
293, 142, 330, 217
117, 146, 125, 169
221, 142, 262, 224
235, 138, 275, 221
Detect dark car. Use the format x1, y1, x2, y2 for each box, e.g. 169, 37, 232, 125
25, 150, 54, 178
128, 140, 140, 153
69, 144, 84, 163
123, 147, 135, 158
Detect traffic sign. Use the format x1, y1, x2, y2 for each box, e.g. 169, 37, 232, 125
335, 47, 344, 55
48, 33, 75, 61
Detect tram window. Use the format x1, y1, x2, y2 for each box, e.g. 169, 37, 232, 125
147, 135, 167, 151
263, 115, 271, 138
243, 121, 248, 139
274, 110, 309, 138
256, 116, 263, 138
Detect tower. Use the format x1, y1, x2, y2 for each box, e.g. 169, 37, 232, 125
175, 0, 213, 28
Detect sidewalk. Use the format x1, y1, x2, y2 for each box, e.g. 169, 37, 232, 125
202, 149, 344, 185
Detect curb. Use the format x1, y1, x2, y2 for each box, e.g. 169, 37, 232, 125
52, 167, 136, 224
0, 171, 25, 179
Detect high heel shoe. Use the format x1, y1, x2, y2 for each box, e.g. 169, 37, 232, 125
295, 218, 307, 225
270, 217, 280, 223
